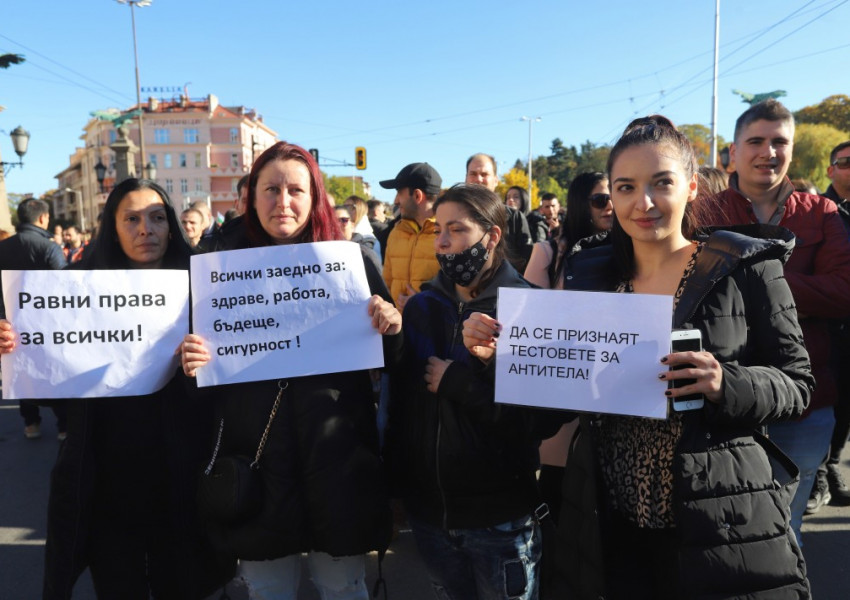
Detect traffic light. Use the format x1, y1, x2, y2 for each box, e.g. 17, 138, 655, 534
308, 148, 319, 163
355, 147, 367, 170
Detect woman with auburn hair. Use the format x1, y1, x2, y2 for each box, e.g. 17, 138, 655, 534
181, 142, 401, 599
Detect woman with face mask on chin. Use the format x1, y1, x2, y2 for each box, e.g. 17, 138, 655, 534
384, 184, 555, 600
0, 179, 234, 599
180, 142, 400, 600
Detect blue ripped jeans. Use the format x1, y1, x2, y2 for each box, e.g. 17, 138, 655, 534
409, 514, 542, 600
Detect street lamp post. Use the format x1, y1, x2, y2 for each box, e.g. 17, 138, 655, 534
94, 159, 107, 193
0, 125, 31, 179
117, 0, 151, 178
520, 116, 541, 200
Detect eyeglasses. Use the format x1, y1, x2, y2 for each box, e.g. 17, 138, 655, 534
337, 217, 351, 224
833, 157, 850, 170
589, 193, 611, 209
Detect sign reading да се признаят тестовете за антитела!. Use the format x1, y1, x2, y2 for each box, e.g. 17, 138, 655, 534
495, 287, 673, 419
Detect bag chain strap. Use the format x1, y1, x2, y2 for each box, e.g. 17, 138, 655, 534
251, 380, 287, 470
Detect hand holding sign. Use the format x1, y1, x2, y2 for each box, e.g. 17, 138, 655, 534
462, 312, 501, 364
0, 319, 14, 353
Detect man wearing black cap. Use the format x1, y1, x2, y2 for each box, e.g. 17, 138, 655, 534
379, 162, 442, 308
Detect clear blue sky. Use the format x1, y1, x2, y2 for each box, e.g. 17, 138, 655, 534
2, 0, 848, 200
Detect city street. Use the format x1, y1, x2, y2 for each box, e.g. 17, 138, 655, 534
1, 394, 849, 598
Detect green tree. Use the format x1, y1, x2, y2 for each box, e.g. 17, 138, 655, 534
788, 122, 848, 191
321, 173, 369, 204
794, 95, 850, 135
679, 124, 727, 167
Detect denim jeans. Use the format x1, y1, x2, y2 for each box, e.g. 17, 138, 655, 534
768, 406, 836, 547
409, 514, 542, 600
239, 553, 368, 600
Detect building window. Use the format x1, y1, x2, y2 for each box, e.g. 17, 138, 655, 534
195, 178, 203, 192
149, 154, 157, 168
194, 153, 202, 168
180, 153, 187, 168
154, 129, 169, 144
231, 153, 239, 168
165, 179, 173, 194
184, 128, 199, 144
163, 153, 172, 169
109, 130, 117, 144
230, 127, 239, 143
180, 179, 188, 193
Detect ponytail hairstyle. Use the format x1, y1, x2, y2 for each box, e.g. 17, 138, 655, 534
433, 184, 509, 298
607, 115, 713, 281
244, 142, 342, 246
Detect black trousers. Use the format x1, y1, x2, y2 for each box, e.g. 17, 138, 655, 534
19, 400, 67, 431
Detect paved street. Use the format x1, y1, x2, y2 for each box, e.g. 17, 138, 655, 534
1, 392, 849, 598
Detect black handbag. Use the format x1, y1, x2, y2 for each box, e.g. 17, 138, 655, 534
197, 380, 286, 524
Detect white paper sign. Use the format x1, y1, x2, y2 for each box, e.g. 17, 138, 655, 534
1, 270, 189, 399
495, 288, 674, 419
190, 241, 383, 387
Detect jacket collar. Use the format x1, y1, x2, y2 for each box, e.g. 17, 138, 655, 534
423, 260, 526, 308
16, 223, 53, 239
728, 173, 796, 225
672, 225, 795, 327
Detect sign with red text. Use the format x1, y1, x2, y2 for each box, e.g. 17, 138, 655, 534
495, 288, 673, 419
1, 270, 189, 399
190, 241, 383, 387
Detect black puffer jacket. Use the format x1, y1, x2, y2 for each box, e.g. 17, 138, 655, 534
200, 219, 396, 560
386, 261, 556, 529
551, 226, 814, 599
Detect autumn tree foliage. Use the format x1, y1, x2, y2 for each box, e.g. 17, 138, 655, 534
794, 95, 850, 135
788, 122, 848, 192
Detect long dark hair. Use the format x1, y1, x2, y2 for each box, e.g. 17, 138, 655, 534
244, 142, 342, 246
607, 115, 711, 281
505, 186, 530, 215
433, 184, 508, 298
549, 171, 608, 287
81, 178, 193, 269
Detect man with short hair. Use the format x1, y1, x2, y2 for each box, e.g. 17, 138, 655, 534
536, 192, 561, 239
180, 208, 204, 247
62, 224, 86, 265
825, 141, 850, 221
235, 174, 250, 215
367, 199, 388, 235
465, 153, 532, 269
379, 162, 442, 308
709, 100, 850, 540
0, 198, 67, 440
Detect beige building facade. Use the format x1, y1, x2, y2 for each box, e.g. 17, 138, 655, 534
54, 93, 277, 232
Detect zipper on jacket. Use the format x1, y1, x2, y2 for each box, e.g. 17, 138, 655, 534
438, 300, 466, 530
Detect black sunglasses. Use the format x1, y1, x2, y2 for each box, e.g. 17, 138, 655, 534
833, 156, 850, 170
589, 193, 611, 209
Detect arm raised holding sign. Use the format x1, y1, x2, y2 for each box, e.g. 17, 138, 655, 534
179, 142, 397, 596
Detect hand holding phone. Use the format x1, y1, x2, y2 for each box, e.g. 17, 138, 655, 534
669, 329, 705, 411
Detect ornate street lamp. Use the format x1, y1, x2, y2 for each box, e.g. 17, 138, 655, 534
0, 126, 31, 175
94, 159, 107, 193
145, 161, 157, 181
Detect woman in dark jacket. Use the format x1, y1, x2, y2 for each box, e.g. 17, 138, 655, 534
465, 116, 814, 599
1, 178, 233, 599
180, 142, 400, 599
385, 184, 554, 600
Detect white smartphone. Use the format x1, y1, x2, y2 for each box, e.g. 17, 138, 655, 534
670, 329, 705, 411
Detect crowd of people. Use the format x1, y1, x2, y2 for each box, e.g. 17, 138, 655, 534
0, 98, 849, 600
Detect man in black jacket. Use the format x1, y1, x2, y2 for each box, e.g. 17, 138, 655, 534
0, 198, 66, 440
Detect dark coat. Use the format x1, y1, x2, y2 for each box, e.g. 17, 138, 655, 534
386, 261, 556, 529
200, 219, 395, 560
0, 223, 65, 317
43, 375, 234, 600
551, 226, 814, 599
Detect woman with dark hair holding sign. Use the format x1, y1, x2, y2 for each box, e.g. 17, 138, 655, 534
464, 116, 815, 599
383, 184, 555, 600
180, 141, 400, 600
0, 178, 232, 599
